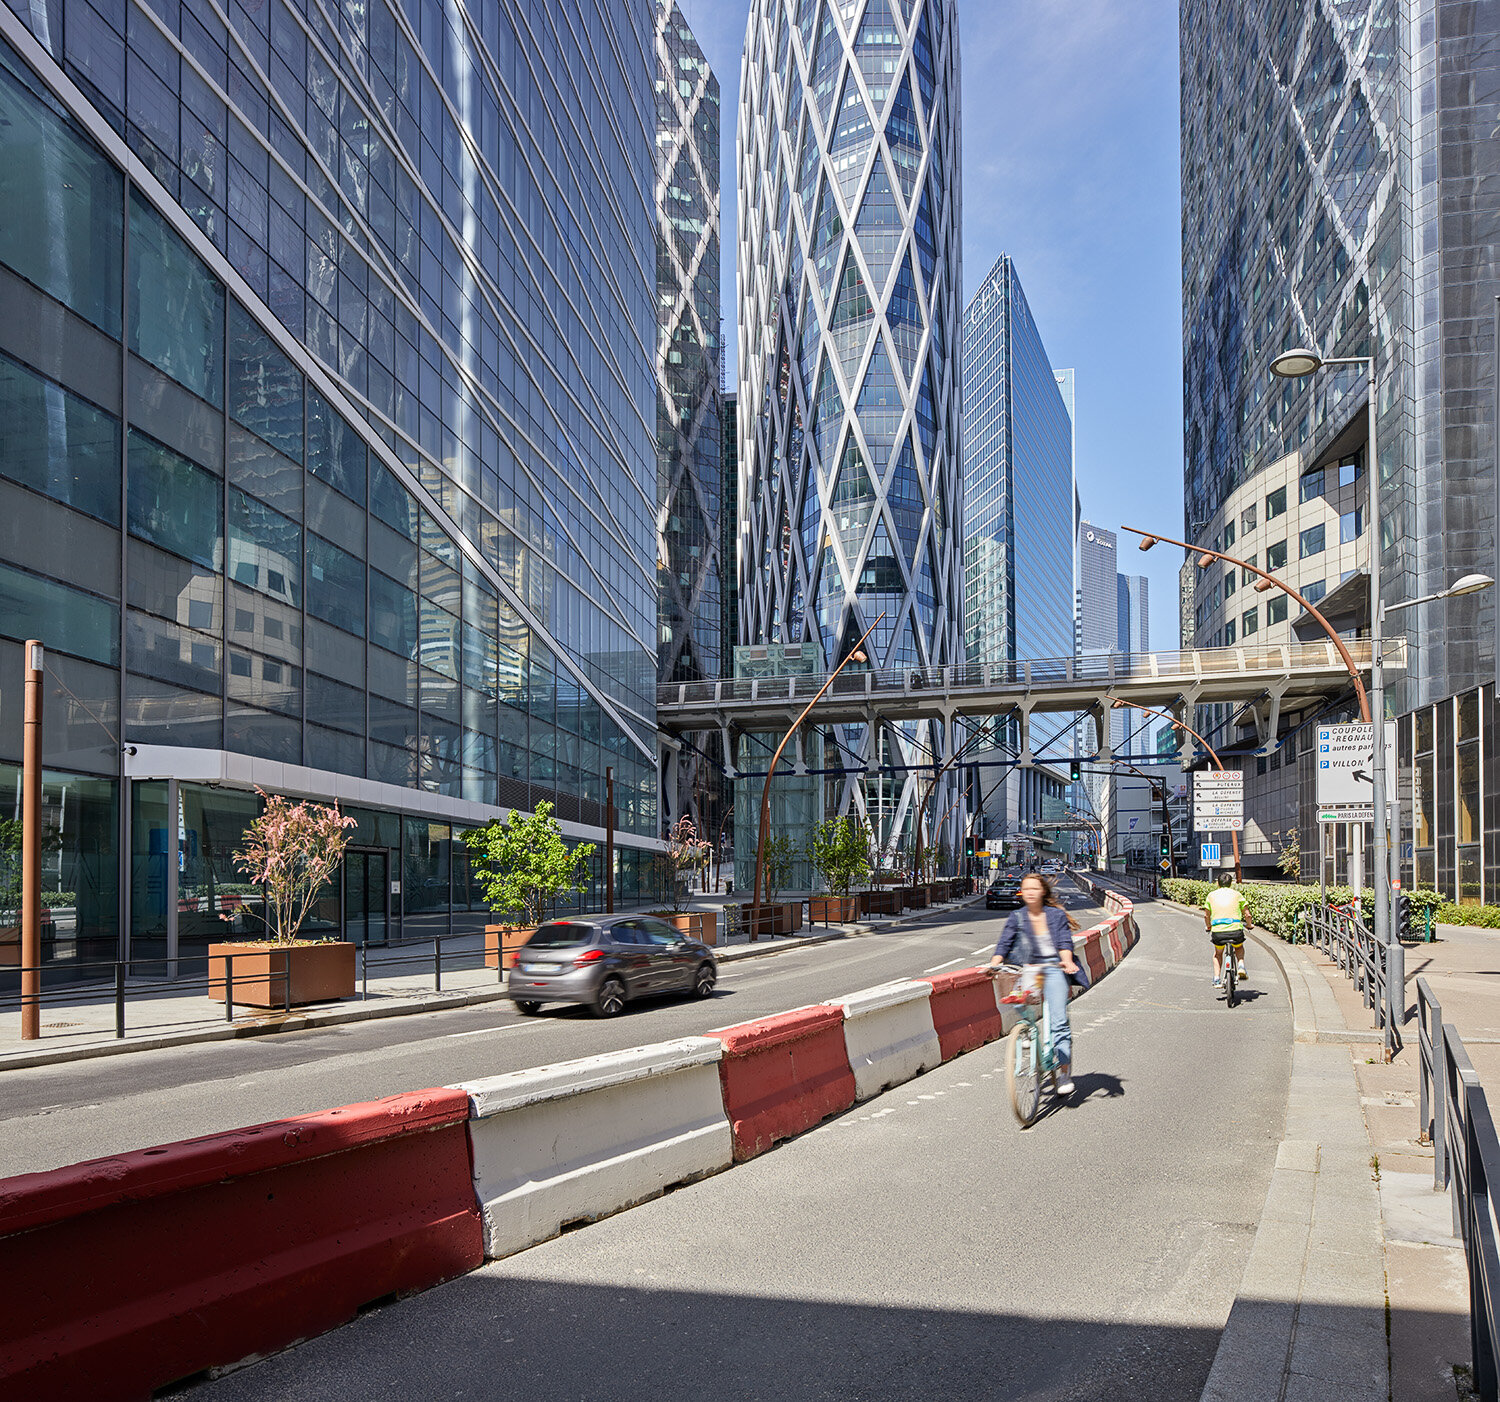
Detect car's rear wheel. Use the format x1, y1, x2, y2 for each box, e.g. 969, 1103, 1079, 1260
693, 962, 716, 998
514, 999, 542, 1015
593, 975, 626, 1018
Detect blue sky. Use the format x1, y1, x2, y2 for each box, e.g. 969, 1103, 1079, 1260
679, 0, 1185, 645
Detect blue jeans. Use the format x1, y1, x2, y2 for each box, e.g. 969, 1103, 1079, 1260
1041, 960, 1072, 1070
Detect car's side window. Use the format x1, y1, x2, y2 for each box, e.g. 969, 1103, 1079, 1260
611, 921, 643, 945
640, 917, 679, 946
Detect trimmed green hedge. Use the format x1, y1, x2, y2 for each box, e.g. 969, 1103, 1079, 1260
1160, 877, 1455, 940
1435, 902, 1500, 929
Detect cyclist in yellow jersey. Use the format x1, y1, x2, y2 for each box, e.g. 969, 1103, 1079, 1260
1203, 871, 1251, 988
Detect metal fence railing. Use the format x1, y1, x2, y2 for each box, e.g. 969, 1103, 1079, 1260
1299, 901, 1405, 1058
1114, 870, 1160, 899
1, 932, 501, 1042
1424, 1008, 1500, 1400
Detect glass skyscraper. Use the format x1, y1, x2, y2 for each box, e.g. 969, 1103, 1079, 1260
655, 1, 721, 687
736, 0, 964, 859
1182, 0, 1500, 900
0, 0, 663, 969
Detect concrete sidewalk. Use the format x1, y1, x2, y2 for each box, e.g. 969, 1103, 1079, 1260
1201, 923, 1469, 1402
0, 895, 985, 1072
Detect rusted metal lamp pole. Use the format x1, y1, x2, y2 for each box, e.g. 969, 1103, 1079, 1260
751, 614, 882, 938
1113, 698, 1241, 882
21, 639, 43, 1040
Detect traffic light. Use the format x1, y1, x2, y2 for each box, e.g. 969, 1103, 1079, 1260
1396, 891, 1411, 942
1160, 835, 1170, 859
1069, 760, 1081, 783
964, 836, 975, 860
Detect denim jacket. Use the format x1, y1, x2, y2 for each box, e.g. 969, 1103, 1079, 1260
994, 906, 1088, 985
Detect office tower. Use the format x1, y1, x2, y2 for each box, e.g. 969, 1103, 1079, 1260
655, 1, 722, 686
1117, 574, 1149, 655
736, 0, 964, 861
721, 393, 739, 672
961, 254, 1075, 844
1181, 0, 1500, 898
0, 1, 661, 964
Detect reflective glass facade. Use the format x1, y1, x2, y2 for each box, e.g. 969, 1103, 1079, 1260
961, 254, 1074, 669
1180, 0, 1498, 712
655, 1, 722, 686
0, 0, 665, 964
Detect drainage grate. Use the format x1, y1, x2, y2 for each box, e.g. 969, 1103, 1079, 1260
42, 1022, 82, 1029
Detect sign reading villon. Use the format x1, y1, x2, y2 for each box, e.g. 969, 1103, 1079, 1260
1316, 723, 1376, 822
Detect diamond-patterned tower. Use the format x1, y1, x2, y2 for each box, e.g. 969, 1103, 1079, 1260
736, 0, 963, 857
738, 0, 962, 672
656, 1, 723, 687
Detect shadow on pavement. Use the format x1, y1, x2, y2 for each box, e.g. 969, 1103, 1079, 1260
190, 1276, 1415, 1402
1069, 1070, 1126, 1104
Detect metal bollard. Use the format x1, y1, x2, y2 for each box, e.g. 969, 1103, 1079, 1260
115, 961, 125, 1039
224, 955, 234, 1022
1387, 938, 1406, 1053
434, 936, 442, 993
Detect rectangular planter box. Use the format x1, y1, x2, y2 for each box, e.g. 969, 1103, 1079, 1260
653, 911, 718, 946
735, 902, 797, 939
485, 926, 537, 971
208, 942, 356, 1008
808, 896, 861, 925
860, 889, 901, 917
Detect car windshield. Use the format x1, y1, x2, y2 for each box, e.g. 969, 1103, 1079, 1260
524, 921, 595, 949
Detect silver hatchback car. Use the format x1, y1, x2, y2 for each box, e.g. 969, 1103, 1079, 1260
507, 914, 718, 1017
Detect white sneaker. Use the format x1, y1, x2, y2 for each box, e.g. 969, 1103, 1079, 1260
1056, 1076, 1075, 1096
1236, 962, 1247, 978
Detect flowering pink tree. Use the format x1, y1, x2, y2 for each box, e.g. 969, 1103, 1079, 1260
232, 791, 358, 945
660, 816, 712, 911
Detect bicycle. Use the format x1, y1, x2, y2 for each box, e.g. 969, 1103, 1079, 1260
1213, 934, 1245, 1008
991, 964, 1064, 1126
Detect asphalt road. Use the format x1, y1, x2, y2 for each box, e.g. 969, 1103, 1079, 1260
197, 898, 1293, 1402
0, 893, 1099, 1178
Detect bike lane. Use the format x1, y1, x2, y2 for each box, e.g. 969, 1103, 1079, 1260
196, 898, 1292, 1402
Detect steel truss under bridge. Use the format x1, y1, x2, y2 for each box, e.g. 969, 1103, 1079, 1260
656, 640, 1403, 768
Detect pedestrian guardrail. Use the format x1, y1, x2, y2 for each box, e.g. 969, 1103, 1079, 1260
1419, 976, 1447, 1189
0, 932, 501, 1041
1115, 870, 1160, 899
1430, 1015, 1500, 1401
1299, 901, 1405, 1057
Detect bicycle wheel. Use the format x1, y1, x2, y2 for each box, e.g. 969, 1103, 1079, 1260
1224, 950, 1237, 1008
1007, 1020, 1041, 1125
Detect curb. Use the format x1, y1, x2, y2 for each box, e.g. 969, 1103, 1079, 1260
0, 903, 987, 1073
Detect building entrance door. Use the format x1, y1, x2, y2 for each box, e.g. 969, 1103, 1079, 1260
343, 848, 390, 946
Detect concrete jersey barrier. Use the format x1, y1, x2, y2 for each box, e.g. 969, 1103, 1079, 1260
835, 979, 942, 1101
712, 1004, 858, 1160
0, 1089, 482, 1402
460, 1037, 733, 1260
921, 966, 1005, 1060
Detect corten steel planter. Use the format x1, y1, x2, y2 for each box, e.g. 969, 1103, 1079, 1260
808, 896, 860, 925
735, 902, 796, 940
208, 942, 356, 1008
484, 925, 537, 971
860, 889, 901, 917
650, 911, 718, 945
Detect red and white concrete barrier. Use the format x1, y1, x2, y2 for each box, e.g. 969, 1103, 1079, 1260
836, 979, 942, 1101
462, 1037, 733, 1260
0, 1089, 483, 1402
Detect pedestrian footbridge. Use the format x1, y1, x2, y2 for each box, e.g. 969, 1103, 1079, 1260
656, 640, 1400, 756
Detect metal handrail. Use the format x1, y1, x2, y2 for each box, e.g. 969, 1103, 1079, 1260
1419, 976, 1446, 1188
1300, 901, 1404, 1057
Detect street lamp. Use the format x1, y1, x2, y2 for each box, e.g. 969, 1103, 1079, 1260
1113, 698, 1242, 881
1270, 345, 1388, 949
750, 613, 883, 936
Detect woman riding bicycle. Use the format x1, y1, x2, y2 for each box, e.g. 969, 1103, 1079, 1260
989, 873, 1082, 1095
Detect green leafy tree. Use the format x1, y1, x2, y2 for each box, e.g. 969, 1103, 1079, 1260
763, 833, 797, 903
462, 800, 595, 927
1274, 828, 1302, 881
807, 816, 872, 898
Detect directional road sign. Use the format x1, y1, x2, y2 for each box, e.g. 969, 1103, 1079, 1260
1200, 843, 1221, 865
1315, 723, 1376, 805
1318, 806, 1374, 824
1192, 773, 1243, 791
1193, 816, 1244, 831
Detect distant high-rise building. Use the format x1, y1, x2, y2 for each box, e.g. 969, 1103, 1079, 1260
655, 2, 722, 686
1117, 574, 1149, 655
736, 0, 965, 861
1076, 523, 1120, 656
962, 255, 1074, 846
720, 393, 739, 672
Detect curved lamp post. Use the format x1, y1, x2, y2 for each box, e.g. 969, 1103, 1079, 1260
1113, 698, 1241, 882
751, 614, 883, 933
